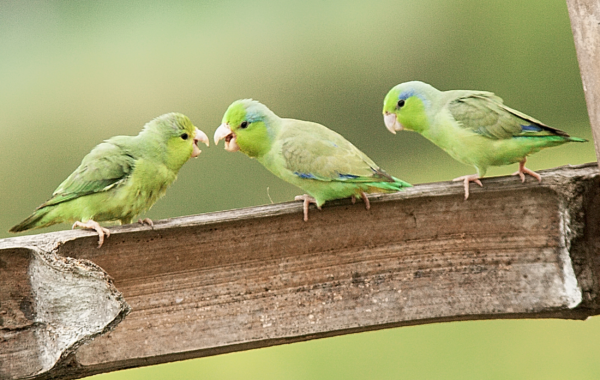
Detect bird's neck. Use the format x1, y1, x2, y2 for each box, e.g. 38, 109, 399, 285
399, 112, 429, 134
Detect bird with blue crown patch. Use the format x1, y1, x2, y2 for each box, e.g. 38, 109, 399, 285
382, 81, 587, 199
215, 99, 411, 221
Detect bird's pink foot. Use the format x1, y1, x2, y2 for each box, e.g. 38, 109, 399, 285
359, 190, 370, 210
452, 174, 483, 200
512, 159, 541, 183
72, 220, 111, 248
138, 218, 154, 228
294, 194, 320, 222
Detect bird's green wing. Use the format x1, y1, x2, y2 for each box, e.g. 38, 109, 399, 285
447, 92, 568, 139
278, 121, 393, 183
39, 138, 135, 209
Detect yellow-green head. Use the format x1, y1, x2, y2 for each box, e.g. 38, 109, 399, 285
383, 81, 440, 134
141, 112, 209, 171
214, 99, 280, 158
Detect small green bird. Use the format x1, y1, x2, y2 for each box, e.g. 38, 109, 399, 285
214, 99, 411, 221
382, 81, 586, 199
10, 113, 209, 247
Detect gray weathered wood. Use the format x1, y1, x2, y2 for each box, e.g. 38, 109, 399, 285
567, 0, 600, 163
0, 241, 130, 380
1, 163, 599, 380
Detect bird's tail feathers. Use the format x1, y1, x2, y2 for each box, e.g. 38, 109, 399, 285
392, 176, 413, 189
9, 208, 52, 233
372, 168, 412, 189
523, 135, 587, 143
367, 176, 412, 193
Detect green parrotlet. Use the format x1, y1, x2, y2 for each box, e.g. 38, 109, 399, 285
383, 81, 586, 199
214, 99, 411, 221
10, 113, 209, 247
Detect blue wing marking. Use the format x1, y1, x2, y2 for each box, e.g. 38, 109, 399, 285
520, 124, 543, 132
294, 172, 317, 179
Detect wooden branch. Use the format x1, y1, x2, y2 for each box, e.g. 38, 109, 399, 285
2, 164, 600, 380
567, 0, 600, 163
0, 243, 130, 380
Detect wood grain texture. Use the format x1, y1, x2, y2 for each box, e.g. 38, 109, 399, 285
567, 0, 600, 162
1, 164, 599, 380
0, 243, 130, 380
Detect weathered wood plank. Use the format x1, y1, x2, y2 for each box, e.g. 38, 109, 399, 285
1, 164, 599, 380
567, 0, 600, 162
0, 244, 130, 380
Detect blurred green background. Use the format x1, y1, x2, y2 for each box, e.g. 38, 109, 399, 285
1, 0, 599, 379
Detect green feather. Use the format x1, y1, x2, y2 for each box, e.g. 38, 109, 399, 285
220, 99, 411, 208
383, 81, 586, 177
10, 113, 200, 233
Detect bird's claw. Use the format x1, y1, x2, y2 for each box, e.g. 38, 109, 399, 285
72, 220, 111, 248
350, 192, 370, 210
512, 159, 542, 183
453, 174, 483, 200
359, 190, 370, 210
294, 194, 320, 222
138, 218, 154, 228
512, 170, 526, 183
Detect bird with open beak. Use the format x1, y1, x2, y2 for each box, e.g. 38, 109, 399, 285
10, 113, 209, 247
214, 99, 411, 221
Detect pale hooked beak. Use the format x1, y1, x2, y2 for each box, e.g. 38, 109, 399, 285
192, 127, 209, 158
213, 123, 240, 152
384, 111, 403, 134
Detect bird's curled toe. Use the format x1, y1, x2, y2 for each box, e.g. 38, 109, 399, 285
72, 220, 111, 248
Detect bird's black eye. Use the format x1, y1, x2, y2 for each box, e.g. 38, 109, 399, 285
397, 99, 405, 108
181, 133, 189, 140
240, 121, 249, 129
